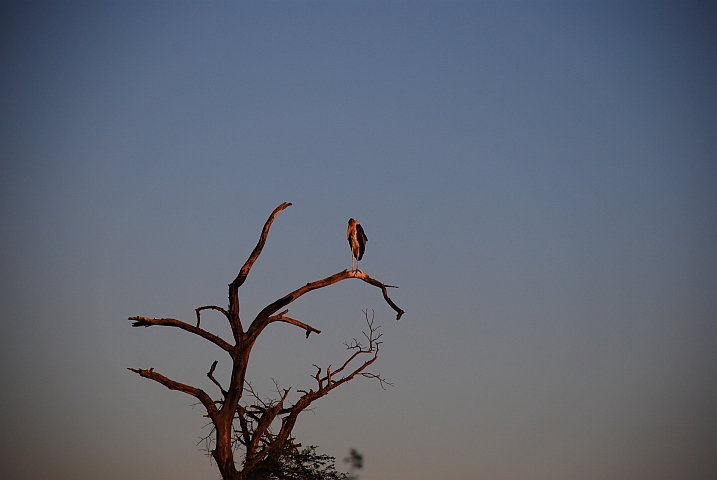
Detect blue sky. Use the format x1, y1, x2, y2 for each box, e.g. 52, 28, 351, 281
1, 1, 716, 479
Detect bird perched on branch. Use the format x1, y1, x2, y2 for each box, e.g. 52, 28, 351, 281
347, 218, 368, 271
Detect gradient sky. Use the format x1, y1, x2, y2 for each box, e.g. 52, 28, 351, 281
1, 1, 716, 479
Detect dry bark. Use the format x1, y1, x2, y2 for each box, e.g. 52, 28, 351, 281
127, 203, 403, 480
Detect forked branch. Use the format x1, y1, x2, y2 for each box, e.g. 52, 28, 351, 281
248, 270, 403, 341
313, 309, 388, 391
266, 312, 388, 459
127, 203, 404, 480
227, 202, 292, 338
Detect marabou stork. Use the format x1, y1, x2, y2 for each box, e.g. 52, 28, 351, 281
347, 218, 368, 271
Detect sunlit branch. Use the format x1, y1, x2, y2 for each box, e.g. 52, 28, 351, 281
128, 316, 233, 352
207, 360, 228, 397
127, 367, 218, 416
249, 270, 403, 341
267, 309, 322, 338
231, 202, 292, 291
227, 202, 292, 339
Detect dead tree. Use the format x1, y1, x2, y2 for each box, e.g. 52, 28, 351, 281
127, 203, 404, 480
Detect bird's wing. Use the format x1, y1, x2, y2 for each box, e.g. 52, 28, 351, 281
356, 223, 367, 242
356, 223, 367, 260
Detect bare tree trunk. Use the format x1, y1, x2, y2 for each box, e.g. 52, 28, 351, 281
128, 203, 403, 479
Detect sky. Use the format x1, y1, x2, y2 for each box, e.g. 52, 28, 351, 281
1, 1, 716, 479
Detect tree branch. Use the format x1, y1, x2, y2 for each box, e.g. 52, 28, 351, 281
267, 310, 322, 338
232, 202, 292, 290
127, 367, 218, 416
317, 326, 385, 392
268, 311, 388, 457
207, 360, 228, 397
248, 270, 403, 340
236, 406, 252, 448
128, 316, 233, 352
195, 305, 229, 327
350, 270, 404, 320
244, 388, 292, 469
227, 202, 292, 340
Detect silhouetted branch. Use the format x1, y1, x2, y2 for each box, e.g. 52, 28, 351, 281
127, 367, 218, 416
316, 310, 387, 390
232, 202, 292, 291
196, 305, 230, 327
208, 360, 228, 397
198, 422, 217, 458
249, 270, 403, 341
226, 202, 292, 340
127, 316, 233, 352
243, 387, 292, 471
351, 271, 404, 320
267, 309, 322, 337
